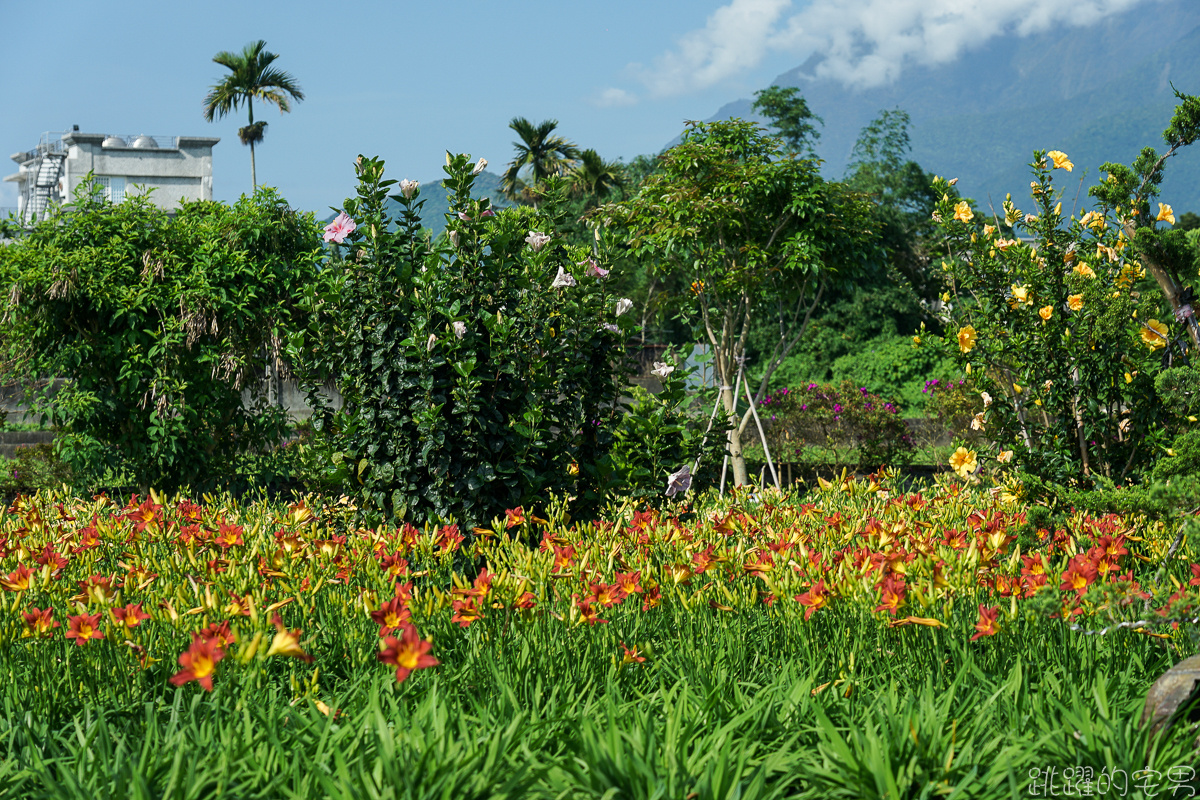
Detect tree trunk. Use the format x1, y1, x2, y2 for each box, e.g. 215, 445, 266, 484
722, 383, 749, 486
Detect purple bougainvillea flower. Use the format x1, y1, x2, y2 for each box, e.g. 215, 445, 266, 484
323, 212, 356, 244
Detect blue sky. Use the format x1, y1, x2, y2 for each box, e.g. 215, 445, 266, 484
2, 0, 1158, 216
1, 0, 804, 215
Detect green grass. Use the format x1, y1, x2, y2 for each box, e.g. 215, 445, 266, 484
1, 603, 1195, 799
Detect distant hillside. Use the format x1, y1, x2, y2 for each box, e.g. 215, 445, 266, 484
323, 171, 512, 238
703, 0, 1200, 214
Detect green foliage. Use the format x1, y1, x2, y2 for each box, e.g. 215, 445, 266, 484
599, 118, 881, 484
751, 85, 823, 156
602, 347, 729, 505
758, 381, 914, 473
292, 154, 629, 529
0, 182, 322, 491
0, 444, 71, 498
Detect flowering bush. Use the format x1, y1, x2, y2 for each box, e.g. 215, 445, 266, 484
758, 381, 914, 474
290, 155, 632, 529
931, 153, 1174, 485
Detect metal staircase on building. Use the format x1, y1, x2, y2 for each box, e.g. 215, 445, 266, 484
23, 151, 65, 224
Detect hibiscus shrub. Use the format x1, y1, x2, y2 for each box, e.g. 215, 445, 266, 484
932, 152, 1175, 486
291, 154, 632, 529
758, 381, 914, 475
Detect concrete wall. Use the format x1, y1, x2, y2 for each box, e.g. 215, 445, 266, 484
63, 133, 217, 211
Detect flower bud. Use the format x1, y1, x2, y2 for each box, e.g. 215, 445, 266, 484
472, 158, 488, 175
399, 179, 419, 199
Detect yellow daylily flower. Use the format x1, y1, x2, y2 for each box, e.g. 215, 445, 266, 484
1157, 203, 1175, 225
1047, 150, 1073, 171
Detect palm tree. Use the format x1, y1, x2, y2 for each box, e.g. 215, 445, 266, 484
501, 118, 579, 204
202, 40, 304, 189
568, 149, 626, 208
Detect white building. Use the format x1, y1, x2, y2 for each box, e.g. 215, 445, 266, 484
4, 128, 219, 224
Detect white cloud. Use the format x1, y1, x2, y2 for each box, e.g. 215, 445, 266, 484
593, 87, 639, 108
632, 0, 792, 96
624, 0, 1159, 95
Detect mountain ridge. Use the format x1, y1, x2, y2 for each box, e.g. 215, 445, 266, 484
701, 0, 1200, 212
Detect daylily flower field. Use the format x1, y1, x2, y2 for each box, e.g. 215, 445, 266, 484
2, 472, 1198, 797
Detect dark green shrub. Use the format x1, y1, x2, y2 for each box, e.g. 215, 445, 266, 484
601, 346, 729, 505
292, 155, 630, 529
0, 181, 323, 492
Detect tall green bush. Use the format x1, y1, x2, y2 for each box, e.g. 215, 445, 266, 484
0, 181, 322, 491
292, 155, 631, 528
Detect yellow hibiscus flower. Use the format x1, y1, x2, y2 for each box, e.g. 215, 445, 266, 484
1068, 295, 1083, 311
983, 224, 996, 237
1140, 319, 1169, 350
957, 325, 978, 353
1073, 263, 1096, 279
1039, 306, 1053, 321
1010, 284, 1031, 306
953, 201, 974, 223
1157, 203, 1176, 225
948, 447, 978, 478
1047, 150, 1074, 171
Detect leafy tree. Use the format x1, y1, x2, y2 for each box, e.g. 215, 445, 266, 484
747, 108, 937, 411
751, 86, 823, 156
598, 119, 880, 486
202, 40, 304, 189
1090, 88, 1200, 349
0, 181, 322, 491
501, 118, 580, 205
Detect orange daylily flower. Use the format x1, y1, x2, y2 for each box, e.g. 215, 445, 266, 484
170, 633, 225, 691
377, 624, 438, 683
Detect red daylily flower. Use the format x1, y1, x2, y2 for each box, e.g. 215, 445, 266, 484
574, 595, 608, 625
971, 605, 1001, 640
214, 522, 245, 549
22, 606, 59, 638
65, 613, 104, 645
615, 570, 643, 595
0, 563, 33, 593
197, 620, 236, 648
170, 633, 225, 691
795, 580, 830, 621
377, 624, 438, 683
111, 603, 151, 628
450, 597, 482, 628
642, 585, 662, 611
370, 597, 412, 635
620, 641, 646, 666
